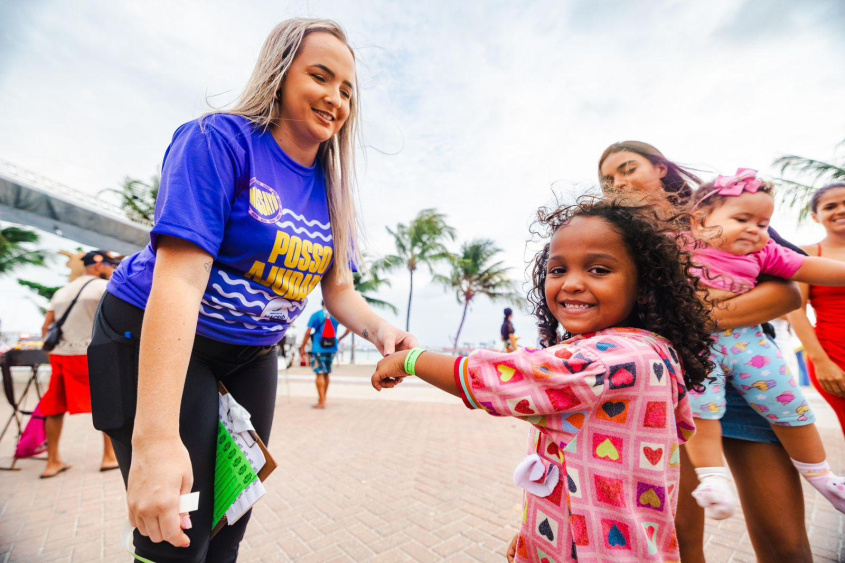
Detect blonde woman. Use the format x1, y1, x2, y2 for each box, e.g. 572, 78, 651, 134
87, 19, 416, 561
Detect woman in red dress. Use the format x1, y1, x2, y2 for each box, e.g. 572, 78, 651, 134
789, 182, 845, 438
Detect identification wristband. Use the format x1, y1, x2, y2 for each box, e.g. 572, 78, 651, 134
403, 347, 426, 376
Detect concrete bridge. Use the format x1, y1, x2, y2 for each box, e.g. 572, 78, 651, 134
0, 159, 150, 255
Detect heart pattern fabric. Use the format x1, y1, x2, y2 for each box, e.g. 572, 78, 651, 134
456, 327, 691, 561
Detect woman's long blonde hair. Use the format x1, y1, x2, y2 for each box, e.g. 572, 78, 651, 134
209, 18, 362, 284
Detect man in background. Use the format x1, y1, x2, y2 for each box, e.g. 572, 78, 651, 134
39, 250, 120, 478
300, 301, 348, 409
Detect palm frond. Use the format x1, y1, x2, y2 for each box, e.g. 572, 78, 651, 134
772, 144, 845, 224
774, 155, 845, 184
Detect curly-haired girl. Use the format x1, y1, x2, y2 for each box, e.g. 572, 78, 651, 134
682, 169, 845, 520
371, 198, 713, 562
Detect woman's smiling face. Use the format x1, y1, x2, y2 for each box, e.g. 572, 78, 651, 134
544, 216, 639, 335
277, 32, 355, 149
813, 187, 845, 236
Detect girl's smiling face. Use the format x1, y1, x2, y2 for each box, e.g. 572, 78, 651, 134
545, 216, 639, 335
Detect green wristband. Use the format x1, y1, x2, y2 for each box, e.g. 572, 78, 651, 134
403, 347, 426, 376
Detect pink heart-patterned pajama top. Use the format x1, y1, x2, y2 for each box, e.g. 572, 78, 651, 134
453, 327, 696, 562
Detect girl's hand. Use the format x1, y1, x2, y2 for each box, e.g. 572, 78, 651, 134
371, 350, 410, 390
128, 435, 193, 547
506, 534, 518, 562
372, 322, 418, 356
814, 359, 845, 397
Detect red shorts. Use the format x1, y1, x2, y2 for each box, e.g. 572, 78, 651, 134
41, 355, 92, 416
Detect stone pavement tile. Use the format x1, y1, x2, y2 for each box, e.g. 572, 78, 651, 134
431, 534, 475, 558
278, 535, 310, 560
306, 528, 353, 551
399, 540, 434, 562
30, 549, 73, 563
466, 544, 502, 562
240, 540, 287, 560
4, 533, 47, 561
402, 524, 440, 549
297, 544, 349, 563
70, 539, 103, 562
367, 532, 408, 555
812, 548, 843, 563
704, 540, 738, 562
334, 538, 373, 560
369, 549, 408, 563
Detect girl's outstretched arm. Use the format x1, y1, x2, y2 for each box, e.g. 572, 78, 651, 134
791, 256, 845, 286
372, 350, 459, 396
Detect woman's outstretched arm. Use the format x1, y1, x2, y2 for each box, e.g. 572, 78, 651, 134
320, 266, 418, 355
711, 277, 801, 329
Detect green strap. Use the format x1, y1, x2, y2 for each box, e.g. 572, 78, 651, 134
403, 348, 426, 376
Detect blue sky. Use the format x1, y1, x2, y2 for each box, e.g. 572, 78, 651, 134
1, 0, 843, 348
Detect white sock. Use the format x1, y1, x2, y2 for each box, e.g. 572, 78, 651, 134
791, 459, 845, 514
692, 467, 736, 520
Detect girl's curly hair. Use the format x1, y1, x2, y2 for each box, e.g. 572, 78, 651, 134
528, 197, 714, 390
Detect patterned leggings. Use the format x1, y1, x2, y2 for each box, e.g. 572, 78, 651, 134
689, 326, 815, 426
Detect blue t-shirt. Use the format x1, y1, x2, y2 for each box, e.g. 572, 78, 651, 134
308, 310, 340, 354
108, 114, 335, 346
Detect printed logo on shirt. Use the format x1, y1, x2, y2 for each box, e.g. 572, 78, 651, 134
248, 178, 283, 224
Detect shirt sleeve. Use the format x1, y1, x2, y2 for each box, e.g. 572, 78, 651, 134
453, 345, 607, 417
150, 120, 244, 258
758, 238, 806, 279
768, 227, 808, 256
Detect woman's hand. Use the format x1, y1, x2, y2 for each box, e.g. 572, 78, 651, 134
813, 358, 845, 397
371, 322, 418, 356
371, 350, 410, 390
506, 534, 518, 562
128, 435, 194, 547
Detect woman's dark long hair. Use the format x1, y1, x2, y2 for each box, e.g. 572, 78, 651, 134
811, 182, 845, 214
527, 197, 713, 390
599, 141, 701, 207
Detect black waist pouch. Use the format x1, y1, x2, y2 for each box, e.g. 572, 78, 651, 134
88, 296, 141, 435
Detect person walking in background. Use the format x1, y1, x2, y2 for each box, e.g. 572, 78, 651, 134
788, 182, 845, 439
300, 301, 348, 409
39, 250, 121, 478
500, 307, 517, 352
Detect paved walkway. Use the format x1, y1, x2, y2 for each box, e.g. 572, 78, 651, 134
0, 364, 843, 562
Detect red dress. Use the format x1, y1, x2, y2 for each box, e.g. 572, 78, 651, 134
808, 243, 845, 437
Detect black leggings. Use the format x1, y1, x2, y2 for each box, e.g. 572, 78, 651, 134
88, 292, 278, 563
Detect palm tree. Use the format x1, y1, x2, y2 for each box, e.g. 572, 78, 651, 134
381, 209, 456, 331
348, 260, 398, 364
0, 225, 47, 278
100, 174, 160, 226
774, 140, 845, 223
433, 239, 520, 353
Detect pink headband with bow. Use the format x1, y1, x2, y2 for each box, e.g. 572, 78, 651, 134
694, 168, 764, 209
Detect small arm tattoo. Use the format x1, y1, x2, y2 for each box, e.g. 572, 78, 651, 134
204, 262, 212, 273
362, 328, 369, 340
